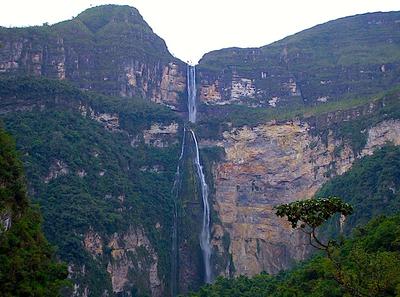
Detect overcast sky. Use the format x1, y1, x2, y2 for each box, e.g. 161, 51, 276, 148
1, 0, 399, 63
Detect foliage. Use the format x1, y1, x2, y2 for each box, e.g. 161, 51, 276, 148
316, 145, 400, 237
186, 214, 400, 297
198, 11, 400, 108
275, 197, 353, 229
0, 127, 68, 296
197, 87, 400, 140
0, 76, 182, 295
275, 197, 353, 251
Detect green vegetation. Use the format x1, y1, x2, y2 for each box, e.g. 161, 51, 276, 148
275, 197, 353, 250
186, 214, 400, 297
0, 4, 179, 98
0, 127, 68, 296
187, 141, 400, 296
316, 145, 400, 237
0, 76, 182, 295
197, 87, 400, 140
198, 11, 400, 109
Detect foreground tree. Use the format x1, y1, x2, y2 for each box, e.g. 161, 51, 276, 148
275, 197, 400, 297
275, 197, 353, 251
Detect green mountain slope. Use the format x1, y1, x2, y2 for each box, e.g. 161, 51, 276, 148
0, 76, 182, 296
316, 145, 400, 236
0, 126, 68, 296
0, 5, 185, 103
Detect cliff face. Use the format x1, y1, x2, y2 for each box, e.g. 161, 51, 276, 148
0, 5, 186, 108
204, 113, 400, 276
197, 12, 400, 108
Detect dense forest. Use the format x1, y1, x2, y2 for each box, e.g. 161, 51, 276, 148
0, 127, 68, 296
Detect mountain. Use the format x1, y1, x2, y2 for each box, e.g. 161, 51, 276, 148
0, 5, 400, 297
0, 5, 186, 108
197, 11, 400, 108
0, 76, 181, 296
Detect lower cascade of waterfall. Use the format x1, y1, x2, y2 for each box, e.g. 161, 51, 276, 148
189, 129, 212, 283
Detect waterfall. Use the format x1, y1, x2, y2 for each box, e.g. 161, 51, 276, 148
187, 64, 212, 283
171, 65, 212, 296
189, 129, 212, 283
187, 65, 197, 123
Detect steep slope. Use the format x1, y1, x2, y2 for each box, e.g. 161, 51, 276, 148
0, 126, 68, 296
197, 11, 400, 108
316, 145, 400, 236
0, 5, 186, 107
0, 76, 182, 296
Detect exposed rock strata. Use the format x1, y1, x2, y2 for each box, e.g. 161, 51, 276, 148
207, 119, 400, 276
143, 122, 179, 147
106, 228, 163, 297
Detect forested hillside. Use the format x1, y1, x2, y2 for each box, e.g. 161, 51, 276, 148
1, 5, 400, 297
0, 76, 182, 296
0, 126, 68, 296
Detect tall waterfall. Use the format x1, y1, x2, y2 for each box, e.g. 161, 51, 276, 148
171, 65, 212, 296
187, 65, 212, 283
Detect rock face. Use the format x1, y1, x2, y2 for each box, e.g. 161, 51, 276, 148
0, 5, 186, 108
143, 122, 179, 147
362, 119, 400, 156
206, 118, 400, 276
106, 228, 163, 297
80, 227, 163, 297
197, 11, 400, 108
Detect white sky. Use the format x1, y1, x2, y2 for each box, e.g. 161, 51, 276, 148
1, 0, 399, 63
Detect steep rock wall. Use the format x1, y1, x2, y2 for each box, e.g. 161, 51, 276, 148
205, 119, 400, 276
0, 6, 186, 108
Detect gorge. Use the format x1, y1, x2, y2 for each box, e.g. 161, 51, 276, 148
0, 4, 400, 297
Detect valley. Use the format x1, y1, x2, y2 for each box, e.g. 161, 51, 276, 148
0, 4, 400, 297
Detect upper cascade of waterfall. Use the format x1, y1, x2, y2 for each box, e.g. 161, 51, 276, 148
187, 65, 197, 123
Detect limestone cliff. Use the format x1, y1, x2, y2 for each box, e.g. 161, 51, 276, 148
0, 5, 186, 108
204, 118, 400, 276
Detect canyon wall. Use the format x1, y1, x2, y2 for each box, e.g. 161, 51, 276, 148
201, 107, 400, 277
